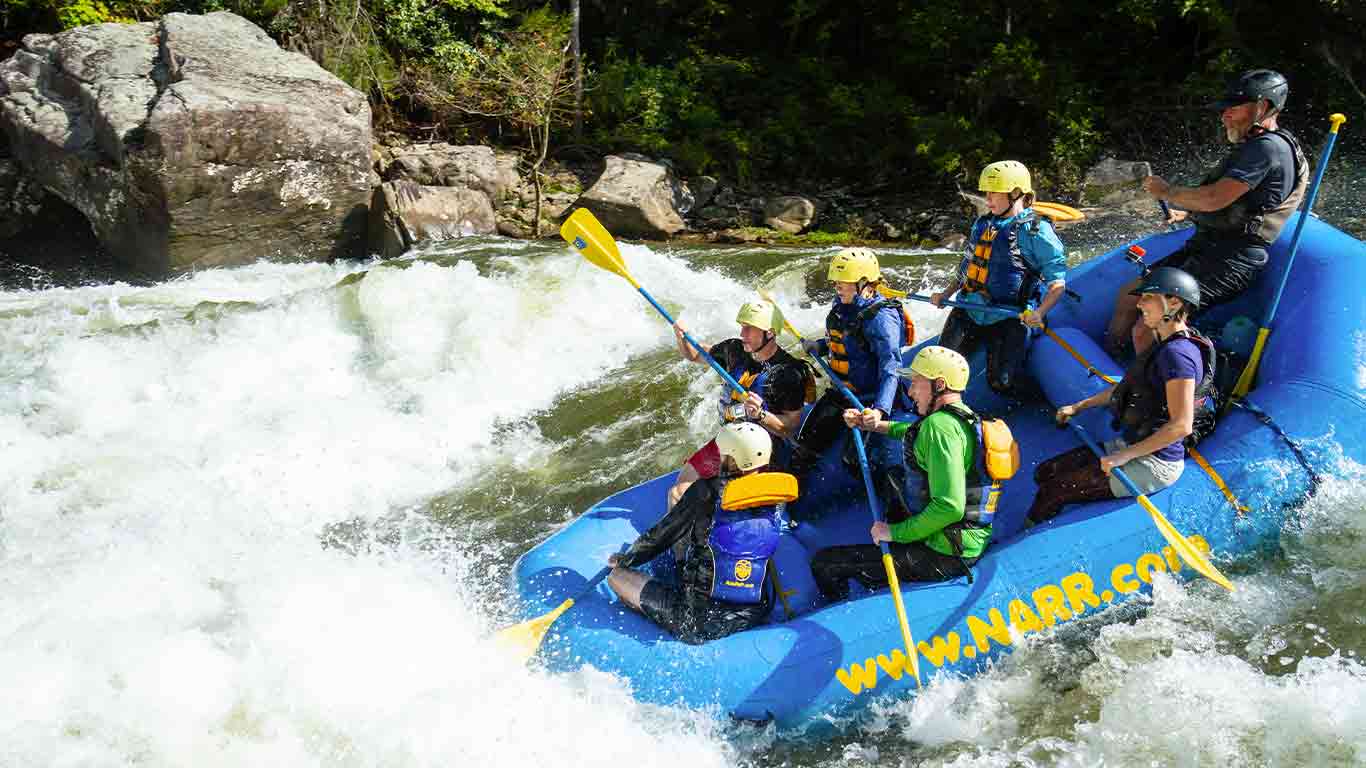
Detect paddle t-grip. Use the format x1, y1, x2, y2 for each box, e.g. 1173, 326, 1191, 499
1125, 245, 1150, 277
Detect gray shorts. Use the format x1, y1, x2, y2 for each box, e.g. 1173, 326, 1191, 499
1103, 438, 1185, 497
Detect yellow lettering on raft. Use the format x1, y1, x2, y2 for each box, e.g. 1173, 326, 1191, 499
1111, 562, 1140, 593
967, 608, 1012, 654
1008, 598, 1044, 633
1060, 572, 1102, 615
917, 632, 962, 667
1136, 552, 1167, 584
835, 537, 1225, 700
1032, 584, 1073, 627
876, 649, 909, 680
835, 659, 878, 695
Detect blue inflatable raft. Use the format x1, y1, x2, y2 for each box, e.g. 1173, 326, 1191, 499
509, 215, 1366, 731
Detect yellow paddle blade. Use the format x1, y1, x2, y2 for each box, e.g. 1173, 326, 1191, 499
880, 551, 922, 685
877, 284, 908, 299
561, 208, 639, 289
1033, 201, 1085, 222
494, 597, 576, 663
1136, 495, 1234, 591
1230, 327, 1271, 401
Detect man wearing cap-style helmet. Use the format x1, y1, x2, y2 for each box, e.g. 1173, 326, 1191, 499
1108, 68, 1310, 356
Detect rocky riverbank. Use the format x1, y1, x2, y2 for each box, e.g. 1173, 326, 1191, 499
10, 11, 1352, 281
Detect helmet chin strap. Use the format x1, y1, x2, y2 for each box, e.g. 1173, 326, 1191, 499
1160, 296, 1185, 324
925, 380, 951, 413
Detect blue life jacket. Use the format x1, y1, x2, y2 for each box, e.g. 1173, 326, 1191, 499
963, 210, 1044, 308
824, 296, 908, 402
706, 491, 786, 604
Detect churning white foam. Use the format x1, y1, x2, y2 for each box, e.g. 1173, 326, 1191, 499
0, 242, 751, 765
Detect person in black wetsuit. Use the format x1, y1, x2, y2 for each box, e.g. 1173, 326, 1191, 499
607, 422, 798, 644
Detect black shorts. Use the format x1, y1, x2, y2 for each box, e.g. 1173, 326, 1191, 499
638, 579, 769, 645
1162, 234, 1269, 310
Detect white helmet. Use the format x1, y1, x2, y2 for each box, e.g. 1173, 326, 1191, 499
715, 422, 772, 472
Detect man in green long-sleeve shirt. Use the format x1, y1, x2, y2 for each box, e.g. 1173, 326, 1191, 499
812, 345, 996, 602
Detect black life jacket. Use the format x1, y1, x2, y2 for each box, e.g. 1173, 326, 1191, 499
1191, 127, 1310, 246
716, 346, 816, 423
1109, 329, 1218, 447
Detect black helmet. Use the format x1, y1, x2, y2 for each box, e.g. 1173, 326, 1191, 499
1212, 69, 1289, 111
1130, 266, 1201, 308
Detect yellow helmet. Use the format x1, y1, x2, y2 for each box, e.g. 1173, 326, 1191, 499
734, 299, 783, 335
898, 345, 970, 391
827, 247, 881, 284
715, 422, 772, 472
978, 160, 1033, 195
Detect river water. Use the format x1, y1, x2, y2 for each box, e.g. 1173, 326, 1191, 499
3, 148, 1365, 766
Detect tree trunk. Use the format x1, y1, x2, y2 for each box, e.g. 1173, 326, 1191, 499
572, 0, 583, 141
531, 120, 551, 238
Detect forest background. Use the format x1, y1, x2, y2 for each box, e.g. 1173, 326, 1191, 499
3, 0, 1363, 197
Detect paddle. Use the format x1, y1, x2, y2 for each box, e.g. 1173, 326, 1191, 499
1067, 422, 1234, 591
1032, 201, 1085, 223
879, 286, 1103, 374
1228, 113, 1348, 405
495, 565, 613, 663
878, 286, 1020, 320
756, 288, 921, 685
561, 208, 746, 397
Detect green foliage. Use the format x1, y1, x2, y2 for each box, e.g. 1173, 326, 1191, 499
271, 0, 399, 103
5, 0, 1361, 193
1047, 102, 1103, 192
57, 0, 124, 27
371, 0, 504, 60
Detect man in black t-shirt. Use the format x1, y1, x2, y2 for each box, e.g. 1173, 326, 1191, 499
667, 299, 813, 510
1107, 68, 1310, 355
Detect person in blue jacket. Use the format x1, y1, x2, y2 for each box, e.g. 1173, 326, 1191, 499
929, 160, 1067, 395
792, 247, 915, 515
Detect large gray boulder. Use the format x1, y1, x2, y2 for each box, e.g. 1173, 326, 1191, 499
1080, 158, 1153, 208
574, 154, 686, 238
0, 158, 46, 239
368, 181, 496, 259
0, 12, 371, 273
763, 195, 817, 234
384, 143, 520, 204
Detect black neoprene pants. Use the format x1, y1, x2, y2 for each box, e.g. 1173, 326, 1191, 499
938, 308, 1031, 396
811, 541, 973, 602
